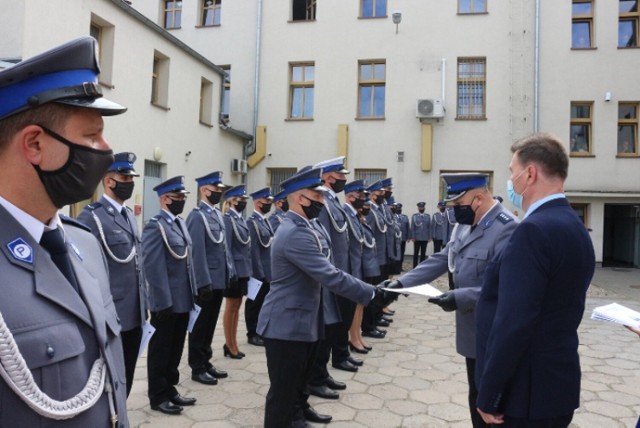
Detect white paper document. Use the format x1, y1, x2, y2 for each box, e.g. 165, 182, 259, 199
187, 304, 202, 333
138, 321, 156, 357
247, 277, 264, 301
591, 302, 640, 328
383, 283, 443, 298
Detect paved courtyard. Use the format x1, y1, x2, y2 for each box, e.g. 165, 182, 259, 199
127, 268, 640, 427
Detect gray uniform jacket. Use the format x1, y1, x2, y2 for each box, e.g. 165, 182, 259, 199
185, 201, 232, 291
258, 211, 374, 342
78, 196, 146, 332
141, 211, 197, 313
365, 203, 388, 266
431, 211, 448, 242
398, 203, 518, 358
268, 209, 287, 233
318, 192, 350, 272
311, 219, 341, 325
0, 207, 128, 427
224, 209, 252, 278
410, 212, 432, 241
247, 211, 274, 282
343, 203, 364, 280
382, 203, 396, 263
397, 214, 410, 241
361, 222, 381, 279
391, 215, 402, 261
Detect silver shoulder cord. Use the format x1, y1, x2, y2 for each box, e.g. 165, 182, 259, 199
434, 213, 444, 225
0, 311, 116, 423
371, 207, 387, 233
91, 212, 136, 264
250, 219, 273, 248
230, 215, 251, 246
198, 210, 224, 244
157, 221, 188, 260
447, 223, 460, 273
309, 225, 331, 260
326, 203, 348, 234
344, 212, 363, 244
362, 226, 376, 249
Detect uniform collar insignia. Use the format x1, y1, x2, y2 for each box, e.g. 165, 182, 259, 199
7, 237, 33, 264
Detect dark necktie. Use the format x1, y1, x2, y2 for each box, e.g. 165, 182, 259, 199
40, 228, 79, 292
121, 207, 129, 224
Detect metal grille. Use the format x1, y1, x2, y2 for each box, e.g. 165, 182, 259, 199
457, 57, 486, 119
145, 160, 163, 178
354, 169, 386, 187
269, 168, 297, 192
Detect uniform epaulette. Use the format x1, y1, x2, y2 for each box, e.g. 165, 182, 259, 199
60, 214, 92, 232
149, 216, 160, 222
85, 201, 103, 211
496, 212, 513, 224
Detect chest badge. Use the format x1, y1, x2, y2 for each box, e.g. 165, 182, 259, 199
7, 238, 33, 264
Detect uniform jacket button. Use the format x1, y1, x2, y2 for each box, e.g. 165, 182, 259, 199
46, 345, 55, 358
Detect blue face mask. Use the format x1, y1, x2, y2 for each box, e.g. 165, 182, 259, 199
506, 169, 528, 209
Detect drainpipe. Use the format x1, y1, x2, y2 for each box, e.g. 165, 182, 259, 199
441, 58, 446, 105
533, 0, 540, 132
250, 0, 263, 158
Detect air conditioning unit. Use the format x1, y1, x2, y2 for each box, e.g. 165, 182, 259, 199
231, 159, 247, 175
416, 99, 445, 119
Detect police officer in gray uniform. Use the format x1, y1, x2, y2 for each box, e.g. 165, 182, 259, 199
78, 152, 147, 397
268, 190, 288, 232
385, 173, 518, 428
186, 171, 230, 385
142, 176, 200, 415
431, 201, 449, 254
0, 37, 129, 426
395, 202, 410, 272
411, 201, 432, 267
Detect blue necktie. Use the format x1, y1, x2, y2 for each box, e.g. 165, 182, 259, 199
40, 228, 79, 292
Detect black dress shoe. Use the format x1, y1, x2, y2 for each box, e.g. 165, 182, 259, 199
207, 366, 228, 379
382, 315, 393, 323
332, 360, 358, 372
191, 371, 218, 385
303, 406, 333, 423
223, 344, 243, 359
362, 329, 385, 339
376, 318, 390, 327
347, 356, 363, 367
247, 335, 265, 346
349, 341, 369, 354
170, 394, 197, 406
307, 384, 339, 399
325, 375, 346, 390
363, 344, 373, 351
375, 327, 387, 334
151, 400, 183, 415
383, 308, 395, 316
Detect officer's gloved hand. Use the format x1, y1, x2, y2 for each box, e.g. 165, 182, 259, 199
371, 287, 397, 309
428, 291, 457, 312
379, 279, 403, 290
155, 306, 174, 321
197, 285, 214, 303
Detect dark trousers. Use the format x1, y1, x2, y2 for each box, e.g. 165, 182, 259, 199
245, 280, 270, 338
501, 414, 574, 428
466, 358, 488, 428
331, 295, 356, 364
413, 241, 428, 267
433, 239, 444, 254
121, 325, 143, 397
147, 311, 189, 406
188, 290, 223, 373
264, 337, 319, 428
308, 323, 337, 386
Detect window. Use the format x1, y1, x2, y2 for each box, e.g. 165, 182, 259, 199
200, 78, 214, 125
570, 102, 593, 155
151, 51, 170, 108
358, 60, 386, 119
292, 0, 316, 21
269, 168, 297, 191
619, 0, 639, 47
458, 0, 487, 14
354, 169, 386, 185
618, 102, 639, 156
288, 63, 315, 120
221, 65, 231, 120
361, 0, 387, 18
457, 57, 486, 119
571, 203, 589, 226
201, 0, 222, 26
572, 0, 594, 48
90, 15, 115, 87
163, 0, 182, 29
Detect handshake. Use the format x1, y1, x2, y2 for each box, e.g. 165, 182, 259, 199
370, 279, 403, 309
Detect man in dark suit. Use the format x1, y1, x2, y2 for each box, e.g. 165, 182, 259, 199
0, 37, 129, 426
475, 133, 596, 426
257, 167, 392, 428
186, 171, 230, 385
78, 152, 147, 397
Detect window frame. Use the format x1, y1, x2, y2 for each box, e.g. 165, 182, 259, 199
357, 59, 386, 120
617, 102, 639, 157
151, 51, 170, 109
199, 77, 214, 126
457, 0, 488, 15
291, 0, 317, 22
569, 101, 594, 156
619, 0, 640, 48
456, 57, 487, 120
570, 203, 590, 227
163, 0, 182, 30
268, 168, 297, 191
360, 0, 387, 19
90, 15, 115, 88
354, 169, 387, 185
199, 0, 222, 27
287, 62, 315, 121
220, 65, 231, 121
572, 0, 594, 49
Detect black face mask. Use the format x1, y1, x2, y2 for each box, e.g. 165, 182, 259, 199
374, 194, 385, 205
110, 179, 134, 201
281, 200, 289, 212
352, 198, 365, 209
234, 200, 247, 213
384, 190, 393, 200
396, 209, 402, 215
35, 126, 114, 208
260, 203, 272, 214
206, 190, 222, 206
439, 207, 445, 213
301, 195, 324, 219
167, 198, 186, 216
453, 204, 475, 225
419, 209, 425, 213
361, 207, 371, 216
330, 179, 347, 194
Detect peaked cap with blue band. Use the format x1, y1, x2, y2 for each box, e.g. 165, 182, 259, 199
223, 185, 248, 199
154, 176, 189, 196
195, 171, 227, 188
366, 180, 385, 192
381, 177, 394, 189
344, 179, 368, 194
0, 37, 127, 120
387, 196, 396, 205
280, 167, 326, 194
108, 152, 139, 176
250, 187, 273, 200
441, 172, 489, 202
273, 190, 288, 201
313, 156, 350, 174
